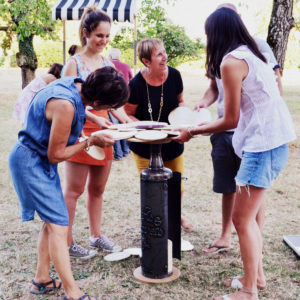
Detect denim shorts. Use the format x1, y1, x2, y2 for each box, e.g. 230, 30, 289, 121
210, 132, 241, 193
235, 144, 289, 189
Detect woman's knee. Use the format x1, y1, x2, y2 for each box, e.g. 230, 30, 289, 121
45, 222, 68, 237
64, 183, 85, 199
232, 212, 247, 233
87, 183, 105, 197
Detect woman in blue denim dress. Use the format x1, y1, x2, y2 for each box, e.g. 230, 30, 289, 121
173, 8, 296, 300
9, 67, 128, 300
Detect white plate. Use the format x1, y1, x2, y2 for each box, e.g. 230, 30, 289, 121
92, 129, 136, 140
79, 138, 105, 160
168, 107, 211, 126
134, 130, 168, 141
103, 251, 131, 262
131, 121, 168, 127
86, 145, 105, 160
192, 109, 211, 124
181, 239, 194, 251
124, 247, 142, 257
161, 130, 181, 136
168, 107, 193, 125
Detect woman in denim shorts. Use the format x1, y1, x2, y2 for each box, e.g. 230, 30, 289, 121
9, 67, 129, 300
173, 8, 296, 300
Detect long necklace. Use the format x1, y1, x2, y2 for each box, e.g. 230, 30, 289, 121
146, 82, 164, 122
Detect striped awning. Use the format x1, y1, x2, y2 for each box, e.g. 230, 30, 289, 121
52, 0, 137, 23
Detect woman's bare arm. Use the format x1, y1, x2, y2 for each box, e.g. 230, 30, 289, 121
172, 57, 247, 142
124, 103, 139, 121
46, 99, 114, 164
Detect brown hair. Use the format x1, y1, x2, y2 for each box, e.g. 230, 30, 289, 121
79, 6, 111, 46
82, 66, 129, 109
137, 38, 164, 65
48, 63, 63, 79
68, 44, 80, 56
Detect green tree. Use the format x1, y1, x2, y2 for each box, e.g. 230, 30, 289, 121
0, 0, 56, 87
111, 0, 203, 67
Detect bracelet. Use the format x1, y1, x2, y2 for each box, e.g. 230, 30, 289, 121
82, 137, 91, 151
187, 126, 194, 138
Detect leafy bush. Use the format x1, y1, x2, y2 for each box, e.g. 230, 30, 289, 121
34, 40, 64, 67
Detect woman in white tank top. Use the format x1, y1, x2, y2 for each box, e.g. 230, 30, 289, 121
173, 7, 296, 300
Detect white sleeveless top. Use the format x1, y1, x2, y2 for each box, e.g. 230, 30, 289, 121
222, 45, 296, 158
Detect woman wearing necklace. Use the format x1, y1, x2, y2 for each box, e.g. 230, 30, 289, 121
125, 38, 193, 232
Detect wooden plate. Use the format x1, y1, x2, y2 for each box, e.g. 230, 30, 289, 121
134, 130, 168, 141
79, 138, 105, 160
104, 251, 131, 262
92, 129, 136, 140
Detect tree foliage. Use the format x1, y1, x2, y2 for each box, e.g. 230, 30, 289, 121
111, 0, 203, 67
0, 0, 57, 87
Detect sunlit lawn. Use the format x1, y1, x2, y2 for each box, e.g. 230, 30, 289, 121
0, 67, 299, 299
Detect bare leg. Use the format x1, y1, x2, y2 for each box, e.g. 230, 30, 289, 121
203, 192, 235, 253
225, 197, 267, 289
256, 198, 267, 288
63, 161, 89, 246
32, 223, 60, 291
86, 161, 112, 238
181, 190, 194, 232
217, 186, 265, 300
44, 222, 84, 299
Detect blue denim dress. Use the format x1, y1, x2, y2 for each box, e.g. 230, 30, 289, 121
9, 77, 86, 226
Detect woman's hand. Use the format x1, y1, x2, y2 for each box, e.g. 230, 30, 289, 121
90, 134, 115, 148
171, 127, 194, 143
171, 123, 210, 143
194, 101, 208, 112
94, 116, 112, 129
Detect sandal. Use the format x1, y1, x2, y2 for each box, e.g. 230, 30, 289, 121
202, 243, 232, 255
225, 276, 266, 290
218, 289, 257, 300
30, 277, 62, 294
63, 294, 97, 300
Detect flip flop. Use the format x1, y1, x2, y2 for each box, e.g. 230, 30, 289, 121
30, 277, 62, 294
202, 243, 232, 255
225, 276, 266, 290
228, 276, 243, 289
64, 294, 98, 300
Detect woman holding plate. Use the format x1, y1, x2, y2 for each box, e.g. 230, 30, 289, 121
173, 8, 295, 300
9, 67, 129, 299
124, 38, 193, 232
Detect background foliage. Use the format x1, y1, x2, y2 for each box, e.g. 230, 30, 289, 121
111, 0, 204, 67
0, 0, 299, 69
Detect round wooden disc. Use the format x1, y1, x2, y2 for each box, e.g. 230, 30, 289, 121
133, 266, 180, 284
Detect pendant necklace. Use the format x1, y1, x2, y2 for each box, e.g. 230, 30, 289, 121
146, 81, 164, 122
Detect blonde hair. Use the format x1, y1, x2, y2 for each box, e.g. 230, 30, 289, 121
79, 6, 111, 46
137, 38, 164, 65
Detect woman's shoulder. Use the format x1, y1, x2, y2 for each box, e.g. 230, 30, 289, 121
129, 71, 143, 86
42, 74, 57, 85
167, 66, 182, 78
225, 45, 253, 61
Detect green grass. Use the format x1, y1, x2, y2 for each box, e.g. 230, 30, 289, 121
0, 68, 299, 299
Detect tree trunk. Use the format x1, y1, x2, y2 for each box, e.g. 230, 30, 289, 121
267, 0, 295, 74
16, 35, 38, 88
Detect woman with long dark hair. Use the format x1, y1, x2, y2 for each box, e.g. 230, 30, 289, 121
173, 8, 296, 300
